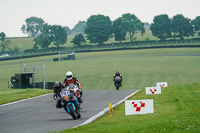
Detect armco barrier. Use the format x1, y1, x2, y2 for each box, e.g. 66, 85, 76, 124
35, 82, 54, 89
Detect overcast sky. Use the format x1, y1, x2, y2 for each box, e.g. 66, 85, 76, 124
0, 0, 199, 37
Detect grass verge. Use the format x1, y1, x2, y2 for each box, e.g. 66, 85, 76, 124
1, 48, 200, 90
56, 82, 200, 133
0, 88, 52, 105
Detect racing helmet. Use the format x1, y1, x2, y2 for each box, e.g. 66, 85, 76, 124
66, 71, 73, 80
54, 81, 62, 88
115, 71, 120, 76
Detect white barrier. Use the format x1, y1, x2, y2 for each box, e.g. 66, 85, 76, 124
125, 99, 154, 115
145, 86, 161, 95
156, 82, 168, 88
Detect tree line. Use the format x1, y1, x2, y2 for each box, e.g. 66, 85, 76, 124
1, 13, 200, 52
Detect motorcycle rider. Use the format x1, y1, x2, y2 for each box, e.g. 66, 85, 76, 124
53, 81, 63, 108
63, 71, 83, 103
113, 71, 123, 90
53, 81, 81, 118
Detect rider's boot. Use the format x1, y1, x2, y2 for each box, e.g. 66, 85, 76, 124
56, 99, 62, 108
75, 99, 81, 118
78, 97, 83, 103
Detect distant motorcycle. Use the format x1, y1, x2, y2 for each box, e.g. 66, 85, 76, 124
60, 86, 81, 119
114, 76, 122, 90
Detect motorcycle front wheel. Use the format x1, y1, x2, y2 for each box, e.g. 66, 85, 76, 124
67, 104, 77, 119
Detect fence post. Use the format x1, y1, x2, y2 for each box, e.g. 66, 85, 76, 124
33, 66, 36, 88
43, 64, 46, 89
24, 64, 26, 72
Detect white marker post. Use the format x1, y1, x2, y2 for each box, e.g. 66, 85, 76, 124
125, 99, 154, 115
145, 86, 161, 95
156, 82, 168, 88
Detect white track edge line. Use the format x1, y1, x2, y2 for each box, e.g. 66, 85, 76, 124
74, 89, 141, 128
0, 93, 52, 107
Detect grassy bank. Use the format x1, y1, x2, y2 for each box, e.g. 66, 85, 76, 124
0, 88, 52, 105
0, 48, 199, 132
0, 48, 200, 105
7, 31, 157, 50
57, 82, 200, 133
1, 48, 200, 90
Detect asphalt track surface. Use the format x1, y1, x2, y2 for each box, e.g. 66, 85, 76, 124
0, 89, 139, 133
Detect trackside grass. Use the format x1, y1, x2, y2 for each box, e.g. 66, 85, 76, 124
56, 82, 200, 133
0, 48, 200, 105
0, 48, 199, 132
0, 88, 52, 105
1, 48, 200, 90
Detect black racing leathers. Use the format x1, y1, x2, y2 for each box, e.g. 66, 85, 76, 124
113, 74, 123, 90
53, 86, 62, 108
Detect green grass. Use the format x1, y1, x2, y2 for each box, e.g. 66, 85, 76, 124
0, 48, 200, 105
0, 88, 52, 105
7, 35, 75, 50
56, 82, 200, 133
7, 30, 199, 52
6, 30, 162, 50
1, 48, 200, 90
0, 48, 199, 132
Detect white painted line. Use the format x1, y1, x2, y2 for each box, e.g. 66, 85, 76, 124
74, 89, 141, 128
0, 93, 52, 107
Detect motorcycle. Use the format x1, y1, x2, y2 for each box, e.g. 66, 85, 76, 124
67, 83, 83, 103
60, 85, 81, 119
114, 76, 122, 90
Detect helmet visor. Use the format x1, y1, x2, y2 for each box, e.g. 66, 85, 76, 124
66, 75, 72, 79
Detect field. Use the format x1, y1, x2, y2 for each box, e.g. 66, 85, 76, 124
0, 47, 199, 132
0, 48, 200, 101
7, 30, 199, 52
7, 30, 158, 51
1, 48, 200, 89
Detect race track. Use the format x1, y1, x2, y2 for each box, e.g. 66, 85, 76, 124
0, 90, 139, 133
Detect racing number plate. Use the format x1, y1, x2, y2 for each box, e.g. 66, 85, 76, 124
62, 91, 70, 100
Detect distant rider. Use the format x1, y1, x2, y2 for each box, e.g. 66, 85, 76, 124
53, 81, 63, 108
63, 71, 83, 103
113, 71, 123, 90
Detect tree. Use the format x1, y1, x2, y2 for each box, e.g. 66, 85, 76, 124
192, 16, 200, 37
63, 26, 72, 35
171, 14, 194, 40
21, 17, 45, 37
144, 22, 150, 30
71, 34, 86, 46
150, 14, 171, 40
33, 24, 53, 49
51, 25, 67, 48
112, 17, 126, 42
0, 32, 11, 53
85, 14, 112, 45
34, 24, 67, 49
120, 13, 145, 42
71, 21, 86, 35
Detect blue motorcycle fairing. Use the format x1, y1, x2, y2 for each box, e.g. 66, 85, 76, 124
66, 102, 76, 113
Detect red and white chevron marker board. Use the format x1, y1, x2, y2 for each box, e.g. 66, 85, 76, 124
145, 86, 161, 95
125, 99, 154, 115
156, 82, 168, 88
